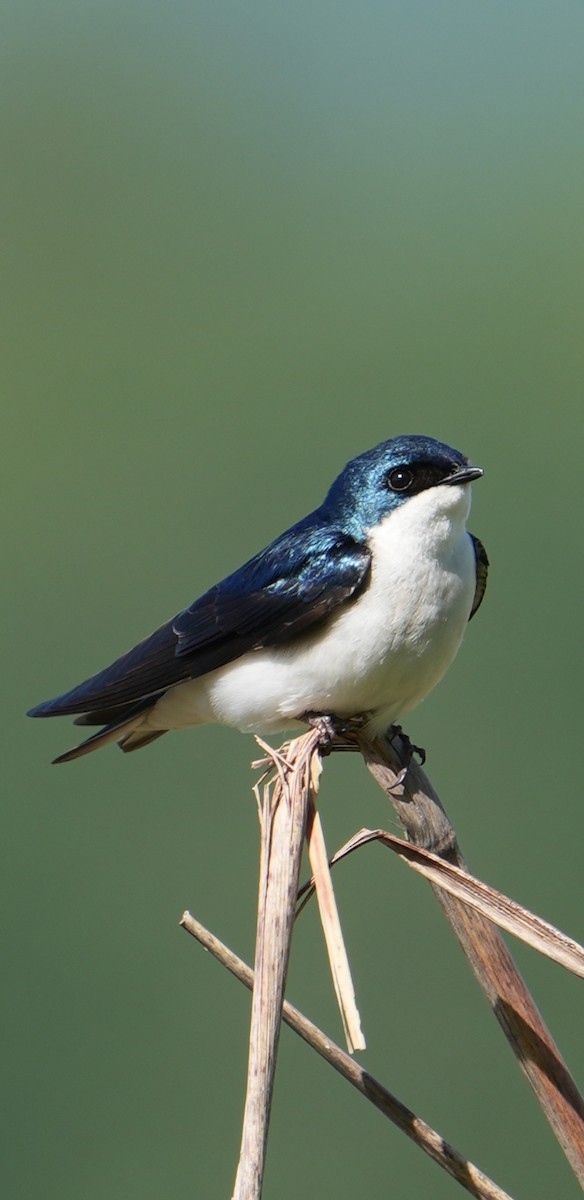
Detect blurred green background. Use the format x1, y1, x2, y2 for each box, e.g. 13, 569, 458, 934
4, 2, 584, 1197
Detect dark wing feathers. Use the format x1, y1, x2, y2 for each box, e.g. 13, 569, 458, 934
74, 695, 159, 727
174, 542, 367, 652
469, 534, 489, 620
29, 523, 371, 719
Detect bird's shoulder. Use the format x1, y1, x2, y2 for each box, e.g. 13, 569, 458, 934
174, 513, 371, 655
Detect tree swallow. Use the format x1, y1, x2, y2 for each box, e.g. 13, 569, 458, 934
28, 435, 488, 763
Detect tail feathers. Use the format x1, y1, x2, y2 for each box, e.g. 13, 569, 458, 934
53, 704, 165, 764
118, 729, 166, 754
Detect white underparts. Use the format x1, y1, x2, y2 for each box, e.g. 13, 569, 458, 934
144, 483, 476, 735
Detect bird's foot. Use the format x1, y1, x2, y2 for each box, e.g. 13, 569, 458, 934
301, 712, 357, 754
386, 724, 426, 788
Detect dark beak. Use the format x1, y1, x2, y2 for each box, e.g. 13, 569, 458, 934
444, 464, 484, 486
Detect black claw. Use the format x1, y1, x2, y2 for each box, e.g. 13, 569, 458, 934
385, 723, 427, 784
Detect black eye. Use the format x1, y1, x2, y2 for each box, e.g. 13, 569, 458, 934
387, 466, 415, 493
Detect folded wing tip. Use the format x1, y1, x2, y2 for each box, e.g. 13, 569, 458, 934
28, 701, 54, 718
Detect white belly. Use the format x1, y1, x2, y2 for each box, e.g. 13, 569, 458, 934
149, 484, 477, 735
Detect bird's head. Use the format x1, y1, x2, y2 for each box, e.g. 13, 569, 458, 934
322, 435, 483, 536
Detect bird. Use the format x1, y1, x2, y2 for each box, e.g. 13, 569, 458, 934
28, 434, 488, 764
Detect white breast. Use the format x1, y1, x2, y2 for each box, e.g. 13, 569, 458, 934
150, 483, 477, 735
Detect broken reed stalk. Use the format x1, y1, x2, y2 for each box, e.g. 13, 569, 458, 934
357, 727, 584, 1184
180, 910, 514, 1200
230, 731, 316, 1200
320, 827, 584, 978
305, 786, 365, 1052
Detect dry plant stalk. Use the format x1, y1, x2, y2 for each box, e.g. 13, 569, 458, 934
181, 909, 514, 1200
320, 829, 584, 978
230, 732, 316, 1200
305, 782, 365, 1051
357, 727, 584, 1184
232, 731, 365, 1200
253, 737, 365, 1052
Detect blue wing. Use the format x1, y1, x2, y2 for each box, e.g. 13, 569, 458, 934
28, 515, 371, 720
468, 534, 488, 620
